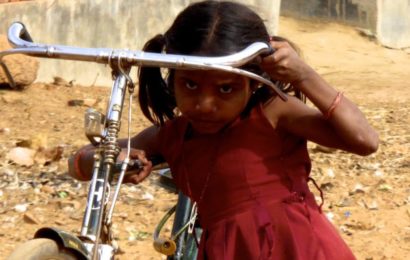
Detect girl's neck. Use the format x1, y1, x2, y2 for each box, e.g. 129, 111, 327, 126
184, 121, 233, 140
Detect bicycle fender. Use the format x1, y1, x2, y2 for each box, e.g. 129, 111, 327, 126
34, 227, 90, 260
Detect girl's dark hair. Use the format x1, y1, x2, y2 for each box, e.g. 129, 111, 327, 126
138, 0, 303, 125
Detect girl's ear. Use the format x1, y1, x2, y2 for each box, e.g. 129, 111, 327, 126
250, 80, 260, 92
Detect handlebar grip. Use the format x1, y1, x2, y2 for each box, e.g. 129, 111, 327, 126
15, 22, 33, 43
153, 238, 177, 256
113, 155, 165, 172
264, 45, 276, 57
113, 159, 143, 173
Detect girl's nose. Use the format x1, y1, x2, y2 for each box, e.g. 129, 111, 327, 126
195, 95, 217, 113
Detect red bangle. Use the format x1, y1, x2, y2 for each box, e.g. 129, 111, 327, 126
73, 148, 89, 180
324, 92, 343, 120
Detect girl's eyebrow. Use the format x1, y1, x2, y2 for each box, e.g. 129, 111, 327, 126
214, 76, 244, 85
176, 71, 244, 84
174, 74, 193, 82
214, 79, 240, 86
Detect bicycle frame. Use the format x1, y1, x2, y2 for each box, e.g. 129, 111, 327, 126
0, 22, 286, 260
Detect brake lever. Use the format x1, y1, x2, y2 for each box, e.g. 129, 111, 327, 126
113, 159, 143, 173
113, 156, 165, 173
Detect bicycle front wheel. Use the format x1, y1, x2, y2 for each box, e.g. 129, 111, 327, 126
7, 238, 77, 260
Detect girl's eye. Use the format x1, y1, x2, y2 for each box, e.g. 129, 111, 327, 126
185, 80, 198, 90
219, 85, 233, 94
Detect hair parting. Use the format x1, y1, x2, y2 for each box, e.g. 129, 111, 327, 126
137, 1, 305, 126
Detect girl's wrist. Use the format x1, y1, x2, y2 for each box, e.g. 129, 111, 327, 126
291, 65, 317, 90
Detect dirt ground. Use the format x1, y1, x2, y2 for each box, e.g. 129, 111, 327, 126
0, 16, 409, 259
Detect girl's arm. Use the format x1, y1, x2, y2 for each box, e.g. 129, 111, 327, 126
261, 40, 379, 156
67, 125, 161, 182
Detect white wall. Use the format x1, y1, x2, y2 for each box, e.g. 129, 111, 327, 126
0, 0, 281, 86
377, 0, 410, 49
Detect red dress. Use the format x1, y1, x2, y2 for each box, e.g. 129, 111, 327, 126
157, 104, 356, 260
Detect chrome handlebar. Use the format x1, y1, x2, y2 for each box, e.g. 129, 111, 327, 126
0, 22, 287, 100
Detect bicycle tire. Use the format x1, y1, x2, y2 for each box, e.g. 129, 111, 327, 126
7, 238, 77, 260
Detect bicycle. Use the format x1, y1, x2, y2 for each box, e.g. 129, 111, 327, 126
0, 22, 284, 260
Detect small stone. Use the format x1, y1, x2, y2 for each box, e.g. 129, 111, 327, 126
15, 139, 32, 148
54, 219, 66, 226
14, 204, 28, 213
326, 168, 335, 178
67, 99, 84, 106
23, 212, 41, 224
325, 212, 334, 222
337, 197, 353, 207
374, 170, 384, 177
320, 182, 334, 190
0, 128, 10, 134
339, 225, 353, 236
40, 185, 55, 194
366, 200, 379, 210
58, 200, 81, 210
83, 98, 97, 107
349, 183, 368, 194
142, 192, 154, 200
114, 212, 128, 219
52, 76, 73, 87
6, 147, 36, 166
69, 213, 82, 221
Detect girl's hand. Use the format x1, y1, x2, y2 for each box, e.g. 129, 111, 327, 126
261, 40, 313, 86
117, 148, 153, 184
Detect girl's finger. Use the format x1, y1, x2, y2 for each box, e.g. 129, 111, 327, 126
128, 149, 150, 164
139, 167, 151, 180
269, 40, 286, 48
129, 149, 145, 158
263, 44, 287, 65
124, 168, 151, 184
125, 174, 140, 184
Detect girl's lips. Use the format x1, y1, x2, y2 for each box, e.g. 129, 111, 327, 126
189, 119, 224, 133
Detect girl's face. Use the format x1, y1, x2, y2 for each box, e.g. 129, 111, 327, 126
174, 70, 254, 134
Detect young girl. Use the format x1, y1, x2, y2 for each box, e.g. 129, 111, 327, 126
69, 1, 378, 259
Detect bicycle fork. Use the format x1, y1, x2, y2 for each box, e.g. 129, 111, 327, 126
80, 69, 131, 259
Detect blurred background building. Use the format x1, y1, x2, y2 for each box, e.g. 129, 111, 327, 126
281, 0, 410, 49
0, 0, 408, 86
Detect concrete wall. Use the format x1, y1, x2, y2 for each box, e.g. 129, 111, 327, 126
280, 0, 378, 32
377, 0, 410, 49
350, 0, 377, 32
280, 0, 410, 49
0, 0, 281, 86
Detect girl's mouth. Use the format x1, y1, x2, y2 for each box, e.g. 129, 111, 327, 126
189, 119, 224, 134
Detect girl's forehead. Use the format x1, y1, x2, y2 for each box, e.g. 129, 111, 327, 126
175, 69, 246, 82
